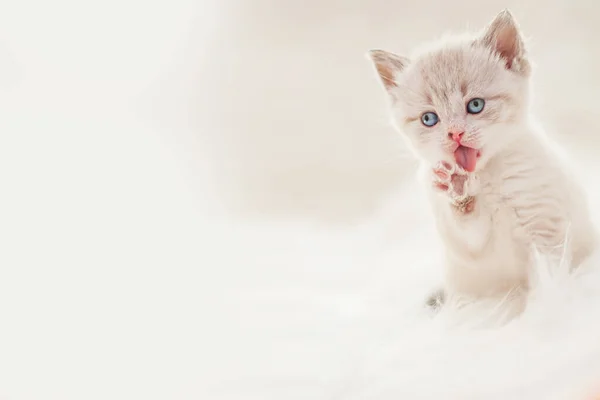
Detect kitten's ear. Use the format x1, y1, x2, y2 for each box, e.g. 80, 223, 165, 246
367, 49, 409, 92
479, 9, 530, 74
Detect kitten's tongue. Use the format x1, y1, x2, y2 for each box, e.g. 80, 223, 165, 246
454, 146, 478, 172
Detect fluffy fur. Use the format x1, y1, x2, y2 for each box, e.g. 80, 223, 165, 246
368, 10, 598, 304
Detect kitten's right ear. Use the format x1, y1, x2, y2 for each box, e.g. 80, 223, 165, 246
367, 49, 409, 92
478, 9, 530, 74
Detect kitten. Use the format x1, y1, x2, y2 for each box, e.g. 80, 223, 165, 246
368, 10, 598, 304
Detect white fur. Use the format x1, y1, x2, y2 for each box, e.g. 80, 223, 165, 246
369, 10, 598, 302
428, 120, 597, 300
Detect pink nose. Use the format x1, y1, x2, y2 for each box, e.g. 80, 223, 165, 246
449, 131, 464, 143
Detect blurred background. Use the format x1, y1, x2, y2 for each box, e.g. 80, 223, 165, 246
200, 0, 600, 223
1, 0, 600, 399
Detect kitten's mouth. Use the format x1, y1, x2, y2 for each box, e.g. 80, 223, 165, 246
454, 145, 481, 172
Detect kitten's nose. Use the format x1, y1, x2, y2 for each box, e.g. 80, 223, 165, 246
448, 131, 464, 143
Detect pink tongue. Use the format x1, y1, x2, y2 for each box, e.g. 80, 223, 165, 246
454, 146, 478, 172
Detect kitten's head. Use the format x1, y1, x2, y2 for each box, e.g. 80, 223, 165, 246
368, 10, 531, 172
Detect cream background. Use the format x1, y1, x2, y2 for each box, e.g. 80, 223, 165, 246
1, 1, 600, 399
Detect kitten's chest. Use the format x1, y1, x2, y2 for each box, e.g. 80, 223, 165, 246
476, 162, 566, 254
440, 166, 534, 255
479, 161, 560, 212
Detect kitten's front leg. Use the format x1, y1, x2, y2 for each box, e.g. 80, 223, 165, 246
432, 161, 481, 214
428, 161, 495, 300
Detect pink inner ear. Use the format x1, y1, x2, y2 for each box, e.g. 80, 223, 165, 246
369, 50, 408, 91
495, 29, 519, 67
374, 62, 397, 89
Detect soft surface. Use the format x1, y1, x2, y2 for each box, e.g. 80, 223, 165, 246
201, 188, 600, 400
3, 1, 600, 399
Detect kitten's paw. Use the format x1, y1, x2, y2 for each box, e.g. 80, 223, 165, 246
432, 161, 455, 192
432, 161, 467, 197
432, 161, 478, 213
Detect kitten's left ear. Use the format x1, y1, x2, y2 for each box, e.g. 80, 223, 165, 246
367, 49, 410, 93
478, 9, 530, 75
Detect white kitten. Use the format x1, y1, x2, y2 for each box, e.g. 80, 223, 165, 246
368, 10, 598, 303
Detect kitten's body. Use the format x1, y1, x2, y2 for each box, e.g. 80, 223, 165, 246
368, 10, 597, 302
425, 122, 596, 298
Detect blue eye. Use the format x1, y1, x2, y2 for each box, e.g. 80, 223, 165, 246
421, 112, 438, 127
467, 98, 485, 114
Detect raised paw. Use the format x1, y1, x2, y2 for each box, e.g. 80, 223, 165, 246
432, 161, 467, 197
432, 161, 479, 213
432, 161, 455, 192
434, 161, 454, 177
